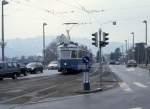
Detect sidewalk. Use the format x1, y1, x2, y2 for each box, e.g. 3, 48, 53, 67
138, 64, 150, 70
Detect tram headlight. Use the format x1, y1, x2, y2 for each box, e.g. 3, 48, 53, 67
64, 63, 67, 66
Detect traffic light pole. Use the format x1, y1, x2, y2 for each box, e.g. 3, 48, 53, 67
99, 28, 103, 88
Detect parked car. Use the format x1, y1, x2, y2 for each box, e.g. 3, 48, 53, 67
16, 63, 28, 76
0, 62, 21, 80
109, 60, 116, 65
115, 61, 120, 65
26, 62, 43, 74
47, 61, 58, 70
126, 60, 137, 67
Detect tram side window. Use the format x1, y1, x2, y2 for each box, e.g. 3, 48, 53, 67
71, 51, 77, 58
61, 50, 71, 59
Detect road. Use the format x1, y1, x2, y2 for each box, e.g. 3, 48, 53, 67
0, 64, 115, 106
11, 65, 150, 109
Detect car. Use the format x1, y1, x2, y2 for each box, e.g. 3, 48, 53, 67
109, 60, 116, 65
16, 63, 28, 76
126, 60, 137, 67
26, 62, 43, 74
47, 61, 58, 70
115, 61, 120, 65
0, 62, 21, 80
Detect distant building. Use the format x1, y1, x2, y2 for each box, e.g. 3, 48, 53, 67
135, 43, 145, 64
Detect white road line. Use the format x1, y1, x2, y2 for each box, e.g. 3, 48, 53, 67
130, 107, 143, 109
119, 82, 133, 92
133, 82, 148, 88
126, 68, 135, 72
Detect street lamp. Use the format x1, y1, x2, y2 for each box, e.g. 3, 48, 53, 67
43, 22, 47, 67
143, 20, 148, 66
131, 32, 135, 49
131, 32, 135, 60
143, 20, 148, 45
125, 40, 128, 54
1, 0, 9, 61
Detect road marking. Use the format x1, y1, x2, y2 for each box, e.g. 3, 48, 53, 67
126, 68, 135, 72
119, 82, 133, 92
130, 107, 143, 109
133, 82, 148, 88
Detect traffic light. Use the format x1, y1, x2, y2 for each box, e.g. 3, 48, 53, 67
91, 32, 98, 47
100, 41, 105, 47
102, 32, 109, 47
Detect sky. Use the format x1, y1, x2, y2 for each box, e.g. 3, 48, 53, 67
0, 0, 150, 44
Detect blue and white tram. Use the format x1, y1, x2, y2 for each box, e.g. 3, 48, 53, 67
57, 42, 92, 73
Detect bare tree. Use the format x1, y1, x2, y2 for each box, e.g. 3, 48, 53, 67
45, 41, 57, 65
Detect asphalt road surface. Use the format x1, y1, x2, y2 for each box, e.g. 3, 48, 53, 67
10, 65, 150, 109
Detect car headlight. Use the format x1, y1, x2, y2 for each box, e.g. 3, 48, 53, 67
31, 67, 34, 70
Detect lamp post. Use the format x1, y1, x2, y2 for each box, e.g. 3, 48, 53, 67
125, 40, 128, 53
131, 32, 135, 49
131, 32, 135, 60
143, 20, 148, 66
1, 0, 8, 61
43, 22, 47, 67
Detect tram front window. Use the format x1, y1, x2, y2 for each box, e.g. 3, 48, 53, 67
71, 51, 77, 58
60, 50, 71, 59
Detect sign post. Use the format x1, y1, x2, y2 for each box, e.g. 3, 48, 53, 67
82, 56, 90, 91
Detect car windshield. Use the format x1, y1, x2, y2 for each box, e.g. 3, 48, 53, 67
128, 60, 136, 63
50, 61, 57, 64
26, 63, 36, 67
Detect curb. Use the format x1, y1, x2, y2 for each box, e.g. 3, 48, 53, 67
75, 88, 103, 94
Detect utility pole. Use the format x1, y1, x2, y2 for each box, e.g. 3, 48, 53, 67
43, 22, 47, 67
1, 0, 8, 61
143, 20, 148, 66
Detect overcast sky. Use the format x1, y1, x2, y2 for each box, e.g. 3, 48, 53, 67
1, 0, 150, 44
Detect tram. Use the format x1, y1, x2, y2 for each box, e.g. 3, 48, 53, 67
57, 41, 92, 73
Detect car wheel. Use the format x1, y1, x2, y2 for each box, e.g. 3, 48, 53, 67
23, 72, 27, 76
12, 73, 17, 80
40, 70, 43, 73
33, 69, 37, 74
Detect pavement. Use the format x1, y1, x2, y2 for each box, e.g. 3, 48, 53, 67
7, 65, 150, 109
